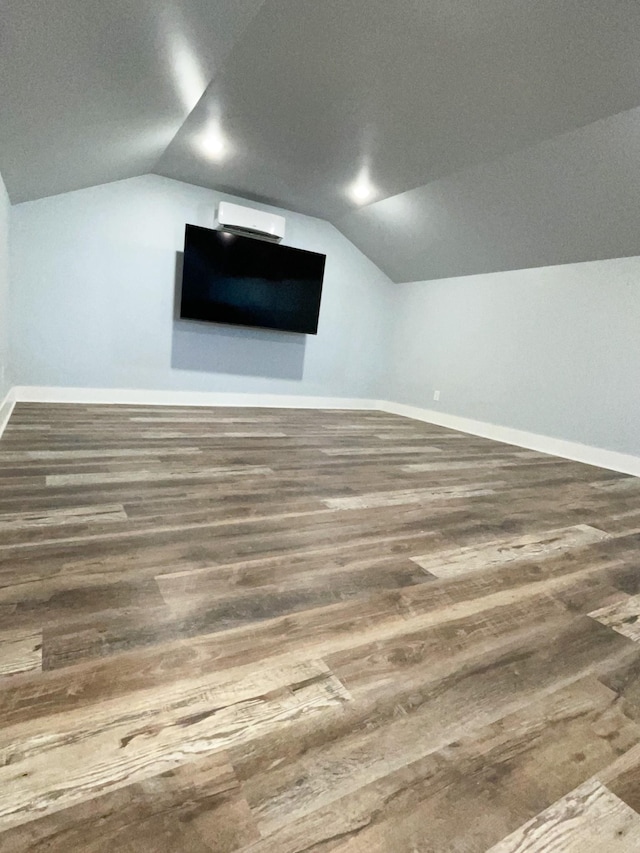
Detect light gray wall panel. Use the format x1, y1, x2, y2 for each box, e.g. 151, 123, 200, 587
388, 259, 640, 455
9, 176, 393, 399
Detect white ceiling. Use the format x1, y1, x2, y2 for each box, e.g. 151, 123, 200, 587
3, 0, 640, 281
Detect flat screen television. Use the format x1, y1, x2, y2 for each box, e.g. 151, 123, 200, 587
179, 225, 326, 335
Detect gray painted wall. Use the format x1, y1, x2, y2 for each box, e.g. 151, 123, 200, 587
387, 257, 640, 456
0, 172, 10, 407
10, 175, 393, 399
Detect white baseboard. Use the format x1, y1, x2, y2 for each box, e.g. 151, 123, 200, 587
0, 387, 16, 441
12, 385, 378, 411
378, 400, 640, 478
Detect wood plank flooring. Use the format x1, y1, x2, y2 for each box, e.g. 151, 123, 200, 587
1, 403, 640, 851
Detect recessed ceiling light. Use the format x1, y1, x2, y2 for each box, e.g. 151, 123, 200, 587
347, 169, 376, 205
197, 123, 229, 162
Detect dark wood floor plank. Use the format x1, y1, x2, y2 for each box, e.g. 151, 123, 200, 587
0, 750, 259, 853
234, 618, 637, 835
242, 677, 640, 852
1, 401, 640, 850
0, 656, 349, 832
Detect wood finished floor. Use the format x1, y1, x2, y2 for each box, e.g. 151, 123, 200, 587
1, 403, 640, 851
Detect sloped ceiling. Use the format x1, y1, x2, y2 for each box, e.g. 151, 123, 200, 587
0, 0, 266, 204
3, 0, 640, 281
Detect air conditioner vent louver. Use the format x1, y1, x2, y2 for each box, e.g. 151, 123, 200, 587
215, 202, 285, 243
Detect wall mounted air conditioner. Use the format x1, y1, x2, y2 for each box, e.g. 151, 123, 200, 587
215, 201, 285, 243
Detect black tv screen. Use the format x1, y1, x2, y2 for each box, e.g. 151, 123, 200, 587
180, 225, 326, 334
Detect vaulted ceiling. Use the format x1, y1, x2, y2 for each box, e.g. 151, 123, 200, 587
3, 0, 640, 281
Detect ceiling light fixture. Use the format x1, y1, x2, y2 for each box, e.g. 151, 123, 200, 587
347, 168, 376, 205
197, 122, 229, 162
